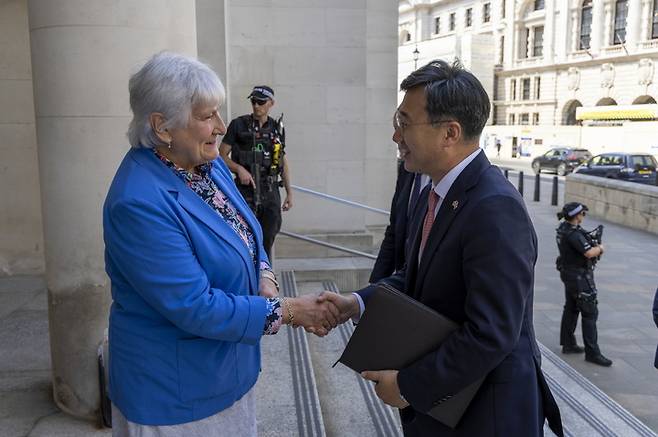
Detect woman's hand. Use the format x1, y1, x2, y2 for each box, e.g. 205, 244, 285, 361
259, 277, 279, 298
283, 294, 341, 336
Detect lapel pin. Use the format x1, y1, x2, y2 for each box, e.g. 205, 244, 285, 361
452, 200, 459, 210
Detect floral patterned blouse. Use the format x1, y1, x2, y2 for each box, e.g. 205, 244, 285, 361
154, 150, 283, 335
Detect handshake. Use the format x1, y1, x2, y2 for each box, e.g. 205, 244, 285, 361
281, 292, 361, 336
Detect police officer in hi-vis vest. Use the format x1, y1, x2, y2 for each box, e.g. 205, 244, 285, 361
220, 86, 293, 260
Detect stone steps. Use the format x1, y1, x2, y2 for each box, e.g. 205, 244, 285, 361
256, 269, 657, 437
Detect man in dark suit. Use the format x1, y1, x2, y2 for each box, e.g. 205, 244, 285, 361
370, 162, 425, 283
321, 60, 562, 436
653, 287, 658, 369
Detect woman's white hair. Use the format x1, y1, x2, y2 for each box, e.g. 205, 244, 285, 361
127, 52, 225, 149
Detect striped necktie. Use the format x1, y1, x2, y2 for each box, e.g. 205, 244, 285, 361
419, 189, 440, 258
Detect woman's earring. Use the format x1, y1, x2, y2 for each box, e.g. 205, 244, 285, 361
167, 141, 172, 150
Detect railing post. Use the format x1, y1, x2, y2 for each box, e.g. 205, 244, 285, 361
551, 176, 559, 206
518, 171, 524, 196
533, 174, 540, 202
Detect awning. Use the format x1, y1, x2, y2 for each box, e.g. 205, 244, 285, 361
576, 104, 658, 121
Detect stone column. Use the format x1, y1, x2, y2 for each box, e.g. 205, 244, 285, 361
27, 0, 197, 420
640, 0, 653, 44
570, 6, 580, 52
626, 0, 642, 48
544, 0, 555, 62
603, 2, 613, 47
590, 0, 605, 53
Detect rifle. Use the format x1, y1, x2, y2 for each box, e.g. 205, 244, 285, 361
249, 131, 263, 211
584, 224, 604, 266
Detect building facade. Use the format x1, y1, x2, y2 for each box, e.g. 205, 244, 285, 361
399, 0, 658, 158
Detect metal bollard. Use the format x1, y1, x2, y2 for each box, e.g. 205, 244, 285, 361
533, 174, 540, 202
551, 176, 558, 206
518, 171, 524, 196
504, 169, 509, 179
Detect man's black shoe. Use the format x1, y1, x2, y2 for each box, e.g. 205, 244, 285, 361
585, 354, 613, 367
562, 345, 585, 354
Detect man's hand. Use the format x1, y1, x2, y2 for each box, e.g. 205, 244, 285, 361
282, 194, 293, 211
236, 166, 256, 188
316, 291, 360, 324
284, 294, 341, 336
361, 370, 410, 409
259, 277, 278, 298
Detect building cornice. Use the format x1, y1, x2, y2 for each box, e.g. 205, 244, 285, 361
497, 51, 658, 76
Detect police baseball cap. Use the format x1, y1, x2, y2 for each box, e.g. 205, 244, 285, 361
561, 202, 589, 218
247, 86, 274, 101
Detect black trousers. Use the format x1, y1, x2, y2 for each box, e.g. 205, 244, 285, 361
238, 184, 282, 261
559, 269, 600, 357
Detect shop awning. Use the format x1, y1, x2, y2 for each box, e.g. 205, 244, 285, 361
576, 104, 658, 121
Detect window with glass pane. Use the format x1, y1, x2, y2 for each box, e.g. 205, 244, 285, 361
520, 113, 530, 125
652, 0, 658, 39
522, 78, 531, 100
520, 28, 529, 58
499, 35, 505, 64
502, 0, 506, 18
580, 0, 593, 49
534, 0, 545, 10
532, 113, 539, 125
534, 77, 541, 99
450, 13, 456, 31
533, 26, 544, 56
484, 3, 491, 23
466, 8, 472, 27
613, 0, 628, 45
435, 16, 441, 34
509, 113, 516, 125
511, 79, 517, 100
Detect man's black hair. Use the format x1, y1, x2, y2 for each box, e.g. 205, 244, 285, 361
399, 59, 490, 141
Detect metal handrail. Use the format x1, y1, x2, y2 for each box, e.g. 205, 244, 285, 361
291, 184, 390, 216
279, 231, 377, 260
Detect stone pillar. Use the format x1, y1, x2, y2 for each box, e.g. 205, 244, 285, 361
590, 0, 605, 52
626, 0, 642, 48
603, 2, 613, 47
544, 0, 555, 62
570, 6, 580, 52
27, 0, 197, 420
640, 0, 653, 44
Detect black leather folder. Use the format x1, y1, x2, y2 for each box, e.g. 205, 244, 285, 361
336, 283, 483, 429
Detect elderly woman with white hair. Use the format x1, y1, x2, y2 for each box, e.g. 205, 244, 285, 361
103, 52, 338, 436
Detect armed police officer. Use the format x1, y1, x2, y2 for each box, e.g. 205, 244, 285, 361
556, 202, 612, 367
220, 86, 292, 260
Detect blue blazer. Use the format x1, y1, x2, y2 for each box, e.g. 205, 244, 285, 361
359, 151, 562, 436
103, 148, 269, 426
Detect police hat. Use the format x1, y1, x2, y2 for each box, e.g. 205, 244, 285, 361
247, 86, 274, 101
560, 202, 589, 219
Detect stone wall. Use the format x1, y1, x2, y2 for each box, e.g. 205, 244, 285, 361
565, 173, 658, 235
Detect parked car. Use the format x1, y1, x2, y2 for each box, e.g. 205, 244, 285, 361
574, 152, 658, 185
531, 147, 592, 176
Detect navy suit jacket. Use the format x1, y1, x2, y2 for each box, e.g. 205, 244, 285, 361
358, 151, 562, 436
653, 288, 658, 369
370, 163, 417, 283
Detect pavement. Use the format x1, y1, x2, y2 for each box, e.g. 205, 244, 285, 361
1, 154, 657, 434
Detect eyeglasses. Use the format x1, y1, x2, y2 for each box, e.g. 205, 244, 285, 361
393, 109, 455, 132
251, 98, 268, 106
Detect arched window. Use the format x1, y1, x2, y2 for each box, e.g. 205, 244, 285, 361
633, 95, 657, 104
580, 0, 593, 50
596, 97, 618, 106
613, 0, 628, 45
563, 100, 582, 125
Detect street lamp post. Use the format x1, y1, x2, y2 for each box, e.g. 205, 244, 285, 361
413, 45, 420, 70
